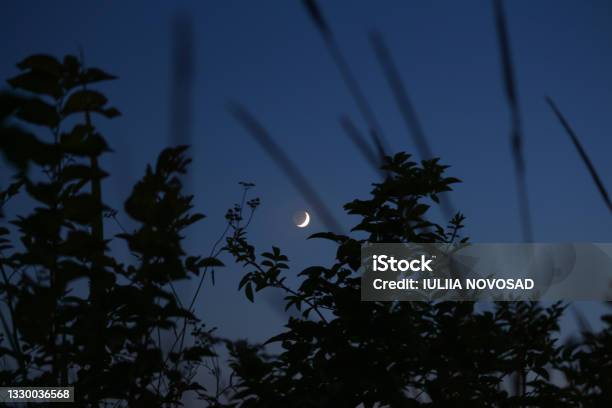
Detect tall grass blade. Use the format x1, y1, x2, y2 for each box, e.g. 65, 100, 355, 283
228, 103, 344, 233
546, 97, 611, 212
572, 305, 593, 335
302, 0, 387, 161
169, 14, 194, 187
493, 0, 533, 241
369, 31, 432, 160
369, 31, 456, 219
339, 115, 383, 174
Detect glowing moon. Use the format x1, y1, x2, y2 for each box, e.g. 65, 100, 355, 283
294, 211, 311, 228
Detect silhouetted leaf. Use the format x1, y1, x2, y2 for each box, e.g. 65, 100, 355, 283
63, 194, 103, 224
308, 232, 348, 243
78, 68, 118, 85
60, 124, 110, 157
7, 71, 62, 98
61, 164, 108, 182
200, 257, 224, 267
15, 97, 59, 128
245, 282, 254, 302
62, 89, 107, 115
16, 54, 62, 76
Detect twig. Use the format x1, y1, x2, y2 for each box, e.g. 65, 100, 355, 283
242, 255, 329, 324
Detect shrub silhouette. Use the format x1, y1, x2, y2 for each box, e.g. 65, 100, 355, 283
0, 55, 222, 406
1, 54, 611, 407
224, 153, 578, 407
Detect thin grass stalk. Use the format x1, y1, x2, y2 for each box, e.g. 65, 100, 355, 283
369, 31, 456, 219
546, 97, 611, 212
493, 0, 533, 242
302, 0, 388, 161
369, 31, 432, 160
339, 115, 383, 175
169, 13, 195, 189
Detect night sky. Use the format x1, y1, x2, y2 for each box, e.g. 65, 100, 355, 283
1, 0, 611, 342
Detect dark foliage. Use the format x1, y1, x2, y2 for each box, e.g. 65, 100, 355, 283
0, 55, 224, 406
1, 54, 611, 408
223, 153, 596, 407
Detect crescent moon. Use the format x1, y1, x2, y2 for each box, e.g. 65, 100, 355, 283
297, 211, 310, 228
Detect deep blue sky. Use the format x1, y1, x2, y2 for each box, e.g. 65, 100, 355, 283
1, 1, 611, 342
